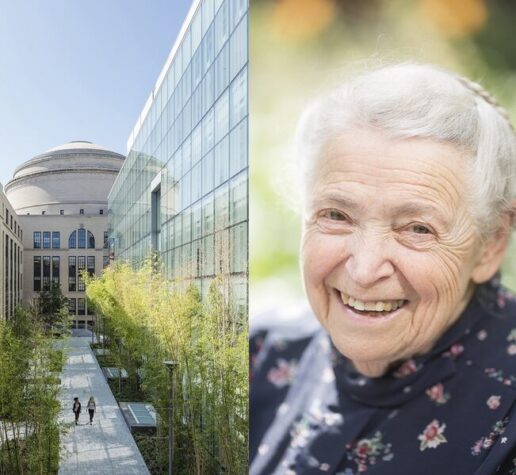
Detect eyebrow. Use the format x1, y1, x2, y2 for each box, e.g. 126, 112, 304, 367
391, 203, 450, 228
312, 194, 361, 212
313, 195, 448, 225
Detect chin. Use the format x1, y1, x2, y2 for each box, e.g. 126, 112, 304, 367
330, 335, 397, 370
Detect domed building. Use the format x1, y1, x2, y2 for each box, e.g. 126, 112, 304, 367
5, 140, 124, 327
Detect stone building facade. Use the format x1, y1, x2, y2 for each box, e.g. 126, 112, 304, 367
0, 186, 23, 319
5, 140, 124, 327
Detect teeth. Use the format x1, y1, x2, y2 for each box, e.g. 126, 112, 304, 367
340, 292, 406, 313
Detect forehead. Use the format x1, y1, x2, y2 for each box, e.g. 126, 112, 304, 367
310, 130, 469, 214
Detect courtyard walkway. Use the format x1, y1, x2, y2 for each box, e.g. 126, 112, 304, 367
57, 335, 150, 475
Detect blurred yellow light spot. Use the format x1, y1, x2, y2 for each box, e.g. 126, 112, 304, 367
272, 0, 336, 41
420, 0, 488, 37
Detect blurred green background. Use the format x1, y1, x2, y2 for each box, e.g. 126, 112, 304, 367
250, 0, 516, 312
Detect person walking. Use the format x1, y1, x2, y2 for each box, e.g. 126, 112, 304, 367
87, 396, 96, 425
72, 396, 81, 425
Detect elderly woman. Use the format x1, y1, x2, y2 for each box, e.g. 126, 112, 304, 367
250, 64, 516, 475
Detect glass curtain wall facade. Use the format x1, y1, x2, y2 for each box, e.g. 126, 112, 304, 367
109, 0, 248, 311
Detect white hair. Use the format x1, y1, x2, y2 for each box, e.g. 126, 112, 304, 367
296, 63, 516, 235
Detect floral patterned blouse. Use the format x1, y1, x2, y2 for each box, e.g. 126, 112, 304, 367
250, 277, 516, 474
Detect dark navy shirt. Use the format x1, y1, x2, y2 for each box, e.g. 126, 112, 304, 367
250, 277, 516, 474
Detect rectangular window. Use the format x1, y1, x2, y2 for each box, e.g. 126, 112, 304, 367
215, 184, 229, 231
99, 209, 104, 215
229, 117, 247, 177
43, 231, 50, 248
215, 0, 229, 55
151, 188, 161, 252
52, 231, 60, 249
69, 231, 76, 248
103, 255, 109, 268
34, 231, 41, 249
203, 235, 215, 276
103, 231, 108, 248
230, 223, 247, 273
214, 42, 229, 100
52, 256, 60, 285
214, 136, 229, 187
87, 256, 95, 277
230, 172, 247, 225
42, 256, 51, 287
194, 240, 202, 277
214, 89, 229, 144
79, 209, 84, 215
60, 209, 64, 215
202, 194, 215, 235
78, 228, 86, 248
69, 298, 76, 315
78, 298, 85, 316
78, 256, 86, 291
202, 150, 214, 195
229, 67, 247, 129
192, 162, 201, 203
192, 203, 202, 240
229, 13, 247, 80
68, 256, 76, 291
33, 256, 41, 291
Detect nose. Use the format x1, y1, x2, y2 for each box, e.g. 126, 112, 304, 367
344, 233, 395, 287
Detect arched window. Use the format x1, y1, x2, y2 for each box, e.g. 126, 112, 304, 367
69, 231, 77, 248
88, 231, 95, 249
68, 228, 95, 249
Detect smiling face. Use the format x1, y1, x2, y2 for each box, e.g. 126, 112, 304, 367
301, 130, 506, 377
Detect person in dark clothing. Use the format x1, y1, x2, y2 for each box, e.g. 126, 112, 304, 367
72, 396, 81, 425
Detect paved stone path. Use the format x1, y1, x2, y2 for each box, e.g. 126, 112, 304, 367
58, 336, 150, 474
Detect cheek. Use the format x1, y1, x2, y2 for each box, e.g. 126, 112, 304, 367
301, 231, 342, 286
402, 244, 477, 305
301, 231, 344, 321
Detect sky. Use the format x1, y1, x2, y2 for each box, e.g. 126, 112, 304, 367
0, 0, 192, 187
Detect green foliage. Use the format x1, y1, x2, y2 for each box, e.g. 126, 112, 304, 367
34, 282, 69, 329
0, 307, 62, 474
85, 262, 248, 474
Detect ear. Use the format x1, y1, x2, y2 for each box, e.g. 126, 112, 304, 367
471, 210, 514, 284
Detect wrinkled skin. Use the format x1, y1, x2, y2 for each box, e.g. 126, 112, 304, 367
301, 130, 509, 377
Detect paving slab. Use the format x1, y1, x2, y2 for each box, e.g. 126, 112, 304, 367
58, 336, 150, 474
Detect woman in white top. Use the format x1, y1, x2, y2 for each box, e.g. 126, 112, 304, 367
87, 396, 96, 425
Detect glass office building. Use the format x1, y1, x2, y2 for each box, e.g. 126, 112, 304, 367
109, 0, 248, 311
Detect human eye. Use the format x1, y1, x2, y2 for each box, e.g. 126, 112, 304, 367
315, 208, 353, 232
397, 222, 437, 248
408, 223, 433, 235
321, 209, 349, 221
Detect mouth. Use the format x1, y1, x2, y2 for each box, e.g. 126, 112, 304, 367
338, 291, 408, 318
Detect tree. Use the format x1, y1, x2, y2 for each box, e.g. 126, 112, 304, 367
85, 261, 249, 474
0, 307, 62, 473
35, 282, 68, 328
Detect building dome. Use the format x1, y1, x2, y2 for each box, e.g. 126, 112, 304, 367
5, 140, 125, 214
